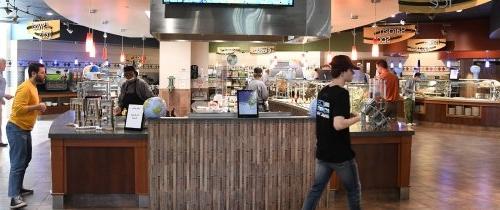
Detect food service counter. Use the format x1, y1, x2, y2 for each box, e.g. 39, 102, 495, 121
414, 97, 500, 127
148, 115, 415, 209
48, 111, 148, 209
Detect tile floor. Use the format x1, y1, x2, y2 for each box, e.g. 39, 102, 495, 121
0, 114, 499, 209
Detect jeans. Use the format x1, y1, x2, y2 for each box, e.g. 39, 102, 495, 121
404, 98, 415, 124
7, 122, 32, 198
303, 159, 361, 210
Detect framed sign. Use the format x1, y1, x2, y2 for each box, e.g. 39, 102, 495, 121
250, 46, 275, 55
237, 90, 258, 118
407, 39, 447, 52
399, 0, 490, 13
363, 25, 416, 45
125, 104, 144, 130
27, 20, 61, 40
217, 47, 241, 55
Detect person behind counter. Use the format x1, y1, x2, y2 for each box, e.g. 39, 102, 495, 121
376, 60, 400, 119
303, 55, 361, 210
113, 66, 154, 115
246, 67, 269, 112
7, 63, 47, 209
403, 73, 422, 126
0, 58, 14, 147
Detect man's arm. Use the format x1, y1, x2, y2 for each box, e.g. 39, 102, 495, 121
260, 83, 269, 101
140, 80, 155, 99
12, 87, 44, 114
331, 90, 360, 130
118, 82, 126, 108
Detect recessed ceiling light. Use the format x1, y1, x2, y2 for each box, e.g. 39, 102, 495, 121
456, 10, 463, 12
46, 12, 53, 16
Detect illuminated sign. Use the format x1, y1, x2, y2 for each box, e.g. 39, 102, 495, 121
407, 39, 447, 52
27, 20, 60, 40
363, 25, 416, 45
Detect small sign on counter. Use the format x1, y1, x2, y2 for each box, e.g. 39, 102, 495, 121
125, 104, 144, 130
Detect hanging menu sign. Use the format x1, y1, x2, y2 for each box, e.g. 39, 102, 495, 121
407, 39, 447, 52
217, 47, 241, 55
399, 0, 491, 13
249, 46, 275, 55
363, 25, 416, 45
26, 20, 61, 40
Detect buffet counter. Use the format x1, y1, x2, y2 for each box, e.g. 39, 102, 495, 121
48, 111, 148, 209
148, 115, 415, 210
415, 96, 500, 127
268, 98, 310, 115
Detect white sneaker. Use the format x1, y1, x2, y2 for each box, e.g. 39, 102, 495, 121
10, 196, 27, 209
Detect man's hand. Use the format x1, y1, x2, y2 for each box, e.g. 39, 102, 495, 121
39, 103, 47, 112
113, 106, 122, 115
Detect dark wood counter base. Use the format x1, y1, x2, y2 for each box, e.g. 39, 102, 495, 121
329, 135, 412, 200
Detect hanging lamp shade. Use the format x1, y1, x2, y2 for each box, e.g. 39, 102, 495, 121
120, 51, 126, 63
85, 32, 94, 52
351, 45, 358, 61
371, 38, 379, 57
89, 43, 96, 58
102, 46, 108, 60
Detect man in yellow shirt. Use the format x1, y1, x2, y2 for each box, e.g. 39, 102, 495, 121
7, 63, 46, 209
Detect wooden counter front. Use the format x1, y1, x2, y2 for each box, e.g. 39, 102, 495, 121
414, 97, 500, 127
148, 117, 414, 210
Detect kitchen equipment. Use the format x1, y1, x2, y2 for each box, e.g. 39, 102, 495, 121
100, 99, 115, 130
85, 98, 101, 126
70, 98, 85, 126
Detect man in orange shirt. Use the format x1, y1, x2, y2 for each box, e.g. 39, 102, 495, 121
7, 63, 46, 209
376, 60, 400, 119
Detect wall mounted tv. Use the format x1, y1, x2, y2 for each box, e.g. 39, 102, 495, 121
162, 0, 294, 6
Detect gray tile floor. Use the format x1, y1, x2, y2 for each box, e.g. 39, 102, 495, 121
0, 109, 499, 209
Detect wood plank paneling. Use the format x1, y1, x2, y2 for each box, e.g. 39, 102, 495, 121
66, 147, 136, 194
148, 119, 326, 210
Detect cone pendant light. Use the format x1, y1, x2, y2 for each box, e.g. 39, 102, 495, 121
120, 36, 125, 63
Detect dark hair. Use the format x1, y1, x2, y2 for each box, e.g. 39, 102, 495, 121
253, 67, 263, 77
124, 65, 138, 76
329, 55, 355, 78
28, 63, 45, 77
376, 60, 388, 69
414, 72, 422, 78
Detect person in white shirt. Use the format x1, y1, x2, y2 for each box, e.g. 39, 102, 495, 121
0, 58, 14, 147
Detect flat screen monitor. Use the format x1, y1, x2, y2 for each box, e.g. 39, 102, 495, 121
237, 90, 258, 118
163, 0, 294, 6
449, 68, 459, 80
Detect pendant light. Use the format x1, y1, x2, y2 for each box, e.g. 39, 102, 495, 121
398, 61, 403, 68
485, 50, 490, 68
371, 1, 379, 57
371, 38, 379, 57
141, 36, 145, 64
351, 29, 358, 60
85, 29, 93, 53
390, 61, 394, 68
102, 33, 108, 60
39, 39, 44, 64
120, 36, 126, 63
89, 42, 96, 58
74, 57, 79, 65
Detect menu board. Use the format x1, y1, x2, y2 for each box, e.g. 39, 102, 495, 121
163, 0, 293, 6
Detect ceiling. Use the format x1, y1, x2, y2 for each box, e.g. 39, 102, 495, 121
331, 0, 399, 33
0, 0, 68, 23
43, 0, 150, 38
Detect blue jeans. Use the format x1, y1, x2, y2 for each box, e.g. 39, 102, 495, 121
7, 122, 32, 198
302, 159, 361, 210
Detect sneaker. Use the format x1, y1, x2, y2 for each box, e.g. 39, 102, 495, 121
10, 196, 27, 209
20, 188, 34, 196
0, 142, 7, 147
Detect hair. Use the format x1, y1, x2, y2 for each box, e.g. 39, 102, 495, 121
28, 63, 45, 77
329, 55, 354, 79
253, 67, 263, 78
124, 65, 138, 76
414, 72, 422, 78
376, 60, 388, 69
0, 58, 6, 65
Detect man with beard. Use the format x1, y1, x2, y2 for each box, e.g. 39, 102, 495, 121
7, 63, 46, 209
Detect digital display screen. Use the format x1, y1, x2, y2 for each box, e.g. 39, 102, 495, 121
163, 0, 293, 6
237, 90, 258, 118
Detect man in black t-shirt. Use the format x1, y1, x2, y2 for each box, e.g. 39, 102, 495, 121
302, 55, 362, 210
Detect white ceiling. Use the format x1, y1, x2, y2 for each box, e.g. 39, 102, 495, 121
43, 0, 397, 38
331, 0, 399, 32
43, 0, 151, 37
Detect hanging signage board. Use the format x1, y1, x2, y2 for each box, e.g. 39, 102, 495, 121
399, 0, 491, 13
249, 46, 275, 55
363, 25, 416, 45
407, 39, 447, 52
217, 47, 240, 55
26, 20, 61, 40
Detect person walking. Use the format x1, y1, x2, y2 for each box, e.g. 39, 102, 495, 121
7, 63, 47, 209
0, 58, 13, 147
403, 73, 422, 126
302, 55, 362, 210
